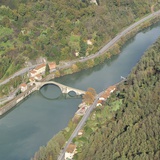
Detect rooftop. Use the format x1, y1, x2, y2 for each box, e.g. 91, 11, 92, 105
66, 144, 76, 153
30, 70, 37, 74
34, 63, 46, 70
48, 62, 56, 70
20, 83, 27, 88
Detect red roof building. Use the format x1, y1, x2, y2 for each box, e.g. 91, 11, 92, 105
34, 63, 46, 74
65, 144, 77, 160
48, 62, 56, 72
20, 83, 27, 92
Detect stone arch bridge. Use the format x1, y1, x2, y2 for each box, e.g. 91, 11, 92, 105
34, 81, 86, 96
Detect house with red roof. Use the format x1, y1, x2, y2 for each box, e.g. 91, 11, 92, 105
65, 144, 77, 160
35, 74, 42, 81
29, 70, 37, 77
20, 83, 27, 92
48, 62, 56, 72
29, 63, 46, 81
97, 85, 116, 106
34, 63, 46, 75
29, 77, 35, 85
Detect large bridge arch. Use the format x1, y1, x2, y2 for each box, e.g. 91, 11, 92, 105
39, 82, 61, 92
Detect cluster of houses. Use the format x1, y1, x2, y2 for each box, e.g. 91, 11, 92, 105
19, 62, 56, 92
29, 62, 56, 83
75, 85, 116, 116
97, 85, 116, 107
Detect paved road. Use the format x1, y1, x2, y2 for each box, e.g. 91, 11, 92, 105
0, 64, 42, 86
57, 92, 104, 160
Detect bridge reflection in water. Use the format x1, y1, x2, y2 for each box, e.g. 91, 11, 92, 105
36, 81, 85, 100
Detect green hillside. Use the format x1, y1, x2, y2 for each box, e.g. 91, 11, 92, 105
0, 0, 159, 80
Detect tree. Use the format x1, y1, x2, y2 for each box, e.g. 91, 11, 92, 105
45, 64, 50, 75
83, 87, 96, 105
79, 37, 87, 57
18, 3, 27, 16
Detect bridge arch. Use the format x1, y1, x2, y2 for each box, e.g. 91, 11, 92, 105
39, 83, 62, 99
39, 83, 61, 91
68, 90, 77, 97
34, 81, 86, 96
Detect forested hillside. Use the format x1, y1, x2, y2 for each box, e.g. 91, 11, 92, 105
75, 35, 160, 160
0, 0, 159, 79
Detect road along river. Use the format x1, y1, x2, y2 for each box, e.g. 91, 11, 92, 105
0, 22, 160, 160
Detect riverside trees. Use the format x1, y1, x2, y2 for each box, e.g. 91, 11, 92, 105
83, 88, 96, 105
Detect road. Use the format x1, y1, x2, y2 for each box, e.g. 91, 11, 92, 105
0, 64, 42, 86
57, 92, 104, 160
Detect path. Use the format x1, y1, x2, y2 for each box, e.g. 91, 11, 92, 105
0, 64, 42, 86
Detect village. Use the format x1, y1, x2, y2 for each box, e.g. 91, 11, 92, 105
19, 62, 56, 93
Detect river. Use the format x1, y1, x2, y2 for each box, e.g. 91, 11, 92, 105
0, 22, 160, 160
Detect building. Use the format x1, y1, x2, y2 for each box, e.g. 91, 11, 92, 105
29, 77, 35, 85
96, 100, 103, 107
48, 62, 56, 72
29, 63, 46, 78
20, 83, 27, 92
65, 144, 77, 160
97, 85, 116, 107
34, 63, 46, 75
78, 130, 84, 136
76, 106, 87, 116
87, 39, 93, 45
35, 74, 42, 81
29, 70, 37, 77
